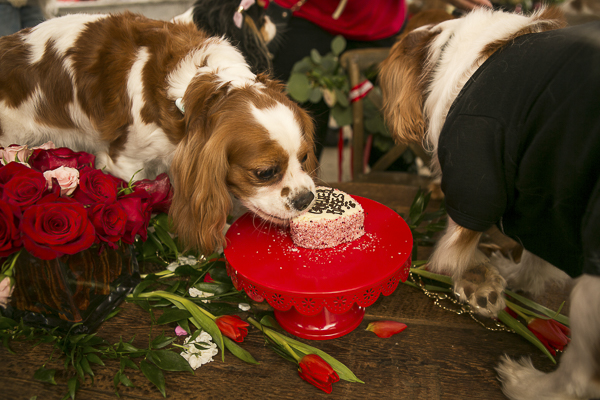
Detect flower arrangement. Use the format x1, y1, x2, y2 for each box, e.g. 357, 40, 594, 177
0, 142, 172, 317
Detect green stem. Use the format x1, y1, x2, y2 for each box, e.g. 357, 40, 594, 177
504, 299, 533, 323
247, 318, 300, 362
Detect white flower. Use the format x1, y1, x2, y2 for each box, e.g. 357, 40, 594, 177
166, 255, 199, 272
238, 303, 251, 311
180, 331, 219, 370
189, 288, 212, 303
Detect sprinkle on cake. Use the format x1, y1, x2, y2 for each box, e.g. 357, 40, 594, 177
290, 187, 365, 249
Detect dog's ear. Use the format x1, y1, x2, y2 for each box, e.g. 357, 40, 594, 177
170, 132, 232, 255
169, 77, 233, 255
379, 28, 437, 144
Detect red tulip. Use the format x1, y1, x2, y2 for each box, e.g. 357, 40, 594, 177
215, 315, 249, 342
298, 354, 339, 394
366, 320, 407, 338
527, 318, 570, 355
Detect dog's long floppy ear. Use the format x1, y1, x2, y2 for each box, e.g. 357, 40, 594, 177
169, 78, 233, 255
379, 27, 440, 144
170, 132, 232, 255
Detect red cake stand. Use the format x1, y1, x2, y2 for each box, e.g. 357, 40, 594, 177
224, 195, 413, 340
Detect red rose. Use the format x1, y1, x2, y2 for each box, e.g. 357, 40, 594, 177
88, 202, 128, 249
0, 200, 22, 257
73, 167, 126, 206
118, 188, 152, 244
28, 147, 95, 173
133, 173, 173, 214
20, 194, 95, 260
0, 162, 47, 209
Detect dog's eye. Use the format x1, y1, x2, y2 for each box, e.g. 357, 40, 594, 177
255, 167, 279, 181
300, 154, 308, 163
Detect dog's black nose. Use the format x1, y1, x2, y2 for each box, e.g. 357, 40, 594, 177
292, 191, 314, 211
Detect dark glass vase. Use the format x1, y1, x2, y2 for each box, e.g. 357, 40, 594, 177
2, 244, 140, 334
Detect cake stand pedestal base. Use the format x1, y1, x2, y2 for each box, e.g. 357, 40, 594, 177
275, 304, 365, 340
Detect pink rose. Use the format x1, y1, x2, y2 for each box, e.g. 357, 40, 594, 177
0, 144, 32, 165
133, 173, 173, 214
32, 141, 56, 150
0, 162, 47, 209
21, 194, 96, 260
44, 166, 80, 196
0, 276, 15, 308
0, 200, 22, 257
28, 147, 95, 173
88, 202, 127, 249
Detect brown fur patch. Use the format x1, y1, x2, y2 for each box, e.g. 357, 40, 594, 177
281, 187, 290, 197
480, 7, 566, 60
380, 27, 443, 144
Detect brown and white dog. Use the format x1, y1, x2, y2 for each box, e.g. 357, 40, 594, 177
0, 12, 319, 255
380, 7, 600, 400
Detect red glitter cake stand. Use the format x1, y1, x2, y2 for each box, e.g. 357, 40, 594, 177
224, 195, 413, 340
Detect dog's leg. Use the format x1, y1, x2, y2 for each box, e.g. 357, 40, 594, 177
429, 218, 506, 317
497, 274, 600, 400
491, 249, 571, 297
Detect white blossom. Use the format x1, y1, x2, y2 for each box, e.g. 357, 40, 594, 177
180, 331, 218, 370
167, 255, 199, 272
189, 287, 212, 303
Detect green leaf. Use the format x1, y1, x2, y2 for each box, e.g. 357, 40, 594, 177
33, 366, 57, 385
310, 49, 322, 64
119, 373, 135, 388
140, 359, 166, 397
151, 333, 176, 350
287, 73, 312, 103
331, 104, 352, 127
335, 88, 349, 108
67, 376, 79, 400
156, 309, 192, 325
177, 319, 191, 335
133, 275, 159, 298
147, 350, 194, 373
153, 224, 179, 256
86, 353, 105, 366
104, 308, 122, 322
331, 35, 346, 56
147, 231, 165, 253
120, 357, 139, 372
291, 57, 314, 74
308, 87, 323, 103
497, 310, 556, 363
80, 356, 94, 378
152, 213, 173, 231
223, 337, 259, 365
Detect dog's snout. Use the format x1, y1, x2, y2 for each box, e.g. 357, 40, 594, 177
292, 191, 314, 211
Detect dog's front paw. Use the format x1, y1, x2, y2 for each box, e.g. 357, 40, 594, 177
454, 262, 506, 317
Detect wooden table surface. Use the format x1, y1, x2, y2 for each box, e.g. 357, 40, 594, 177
0, 182, 567, 400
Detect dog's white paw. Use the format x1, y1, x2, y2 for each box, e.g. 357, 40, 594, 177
454, 262, 506, 317
496, 356, 581, 400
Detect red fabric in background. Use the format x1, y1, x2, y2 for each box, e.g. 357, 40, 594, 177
267, 0, 407, 41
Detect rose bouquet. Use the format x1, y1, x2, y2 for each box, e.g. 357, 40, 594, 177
0, 142, 173, 332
